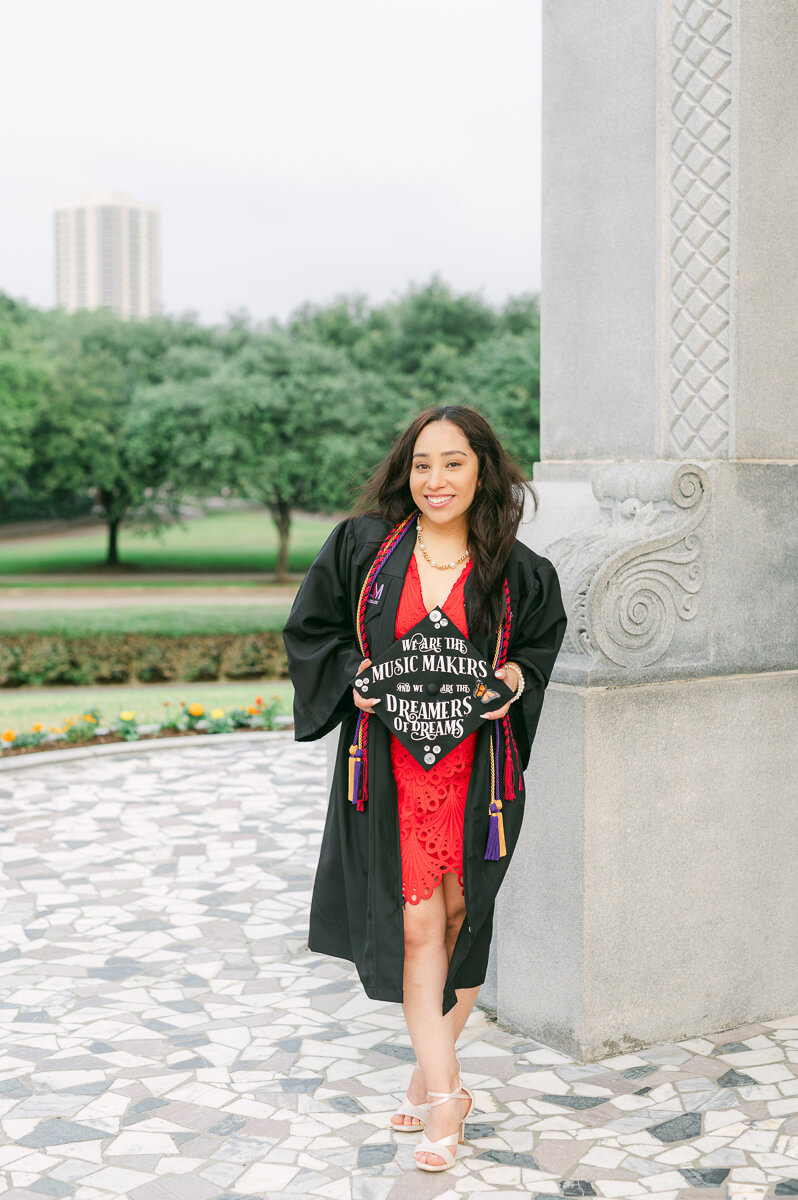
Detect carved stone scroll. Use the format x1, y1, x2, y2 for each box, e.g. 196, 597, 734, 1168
545, 463, 709, 671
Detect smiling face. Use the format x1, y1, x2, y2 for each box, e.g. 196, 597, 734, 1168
408, 419, 480, 530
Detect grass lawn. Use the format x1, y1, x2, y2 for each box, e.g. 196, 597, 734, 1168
0, 679, 295, 735
0, 509, 339, 577
0, 605, 291, 636
0, 508, 333, 736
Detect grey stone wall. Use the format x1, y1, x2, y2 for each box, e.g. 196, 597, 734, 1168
487, 0, 798, 1058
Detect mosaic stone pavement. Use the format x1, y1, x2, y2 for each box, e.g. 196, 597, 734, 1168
0, 734, 796, 1200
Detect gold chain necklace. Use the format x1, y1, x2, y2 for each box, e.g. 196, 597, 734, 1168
415, 517, 470, 570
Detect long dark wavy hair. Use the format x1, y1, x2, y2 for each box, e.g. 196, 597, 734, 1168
349, 405, 538, 638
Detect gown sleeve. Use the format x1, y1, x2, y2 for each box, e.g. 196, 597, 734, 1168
505, 555, 568, 772
281, 517, 365, 742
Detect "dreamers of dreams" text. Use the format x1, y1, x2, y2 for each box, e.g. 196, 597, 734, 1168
384, 694, 473, 741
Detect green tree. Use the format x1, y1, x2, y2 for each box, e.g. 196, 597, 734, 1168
127, 334, 412, 578
285, 293, 372, 351
0, 349, 49, 509
384, 274, 498, 374
1, 276, 544, 554
0, 295, 61, 517
499, 292, 540, 337
457, 330, 541, 474
24, 307, 222, 564
282, 275, 500, 380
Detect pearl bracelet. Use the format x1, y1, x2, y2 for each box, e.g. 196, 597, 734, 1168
504, 661, 525, 704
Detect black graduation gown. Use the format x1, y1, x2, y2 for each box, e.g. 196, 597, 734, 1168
281, 513, 568, 1016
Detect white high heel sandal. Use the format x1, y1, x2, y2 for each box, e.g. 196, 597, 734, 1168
390, 1093, 430, 1132
413, 1078, 474, 1172
389, 1056, 461, 1133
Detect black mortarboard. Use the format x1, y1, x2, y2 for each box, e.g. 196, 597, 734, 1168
351, 606, 515, 769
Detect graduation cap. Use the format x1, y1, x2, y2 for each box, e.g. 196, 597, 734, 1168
352, 606, 515, 770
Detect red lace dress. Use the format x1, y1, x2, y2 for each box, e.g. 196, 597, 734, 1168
391, 552, 477, 905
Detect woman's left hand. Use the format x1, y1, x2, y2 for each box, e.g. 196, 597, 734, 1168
480, 664, 520, 721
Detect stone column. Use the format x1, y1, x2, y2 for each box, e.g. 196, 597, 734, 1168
489, 0, 798, 1059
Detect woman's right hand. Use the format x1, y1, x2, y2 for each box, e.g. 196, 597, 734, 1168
352, 658, 382, 712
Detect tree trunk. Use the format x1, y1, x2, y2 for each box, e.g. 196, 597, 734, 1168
107, 518, 120, 566
272, 499, 291, 582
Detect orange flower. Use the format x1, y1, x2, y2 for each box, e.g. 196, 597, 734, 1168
32, 723, 43, 733
188, 702, 204, 717
1, 729, 15, 743
255, 696, 263, 707
247, 705, 258, 715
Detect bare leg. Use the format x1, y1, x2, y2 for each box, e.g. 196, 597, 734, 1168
390, 980, 479, 1131
392, 873, 482, 1130
442, 872, 481, 1032
393, 875, 476, 1166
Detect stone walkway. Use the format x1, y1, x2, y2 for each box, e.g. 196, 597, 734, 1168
0, 737, 795, 1200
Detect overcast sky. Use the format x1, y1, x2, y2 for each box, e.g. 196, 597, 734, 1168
1, 0, 542, 327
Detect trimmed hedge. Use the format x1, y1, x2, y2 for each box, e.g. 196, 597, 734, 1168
0, 632, 289, 688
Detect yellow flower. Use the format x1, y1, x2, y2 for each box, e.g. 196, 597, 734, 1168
49, 725, 57, 732
211, 708, 224, 719
32, 723, 43, 733
188, 702, 204, 717
83, 714, 97, 724
119, 710, 135, 721
1, 729, 15, 743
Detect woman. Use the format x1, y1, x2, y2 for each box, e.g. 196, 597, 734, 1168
282, 405, 567, 1171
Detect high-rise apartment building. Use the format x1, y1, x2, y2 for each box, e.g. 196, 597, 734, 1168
55, 191, 160, 319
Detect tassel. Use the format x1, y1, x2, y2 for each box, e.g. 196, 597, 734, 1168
348, 743, 362, 805
501, 715, 524, 801
482, 801, 501, 859
485, 800, 506, 860
348, 713, 368, 810
355, 751, 366, 811
484, 727, 508, 860
357, 715, 369, 811
348, 743, 367, 811
504, 739, 516, 806
511, 725, 524, 796
352, 747, 362, 805
348, 744, 356, 801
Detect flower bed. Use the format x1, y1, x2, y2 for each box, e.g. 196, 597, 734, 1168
0, 694, 288, 758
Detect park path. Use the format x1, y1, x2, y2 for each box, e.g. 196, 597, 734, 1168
0, 736, 795, 1199
0, 583, 300, 611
